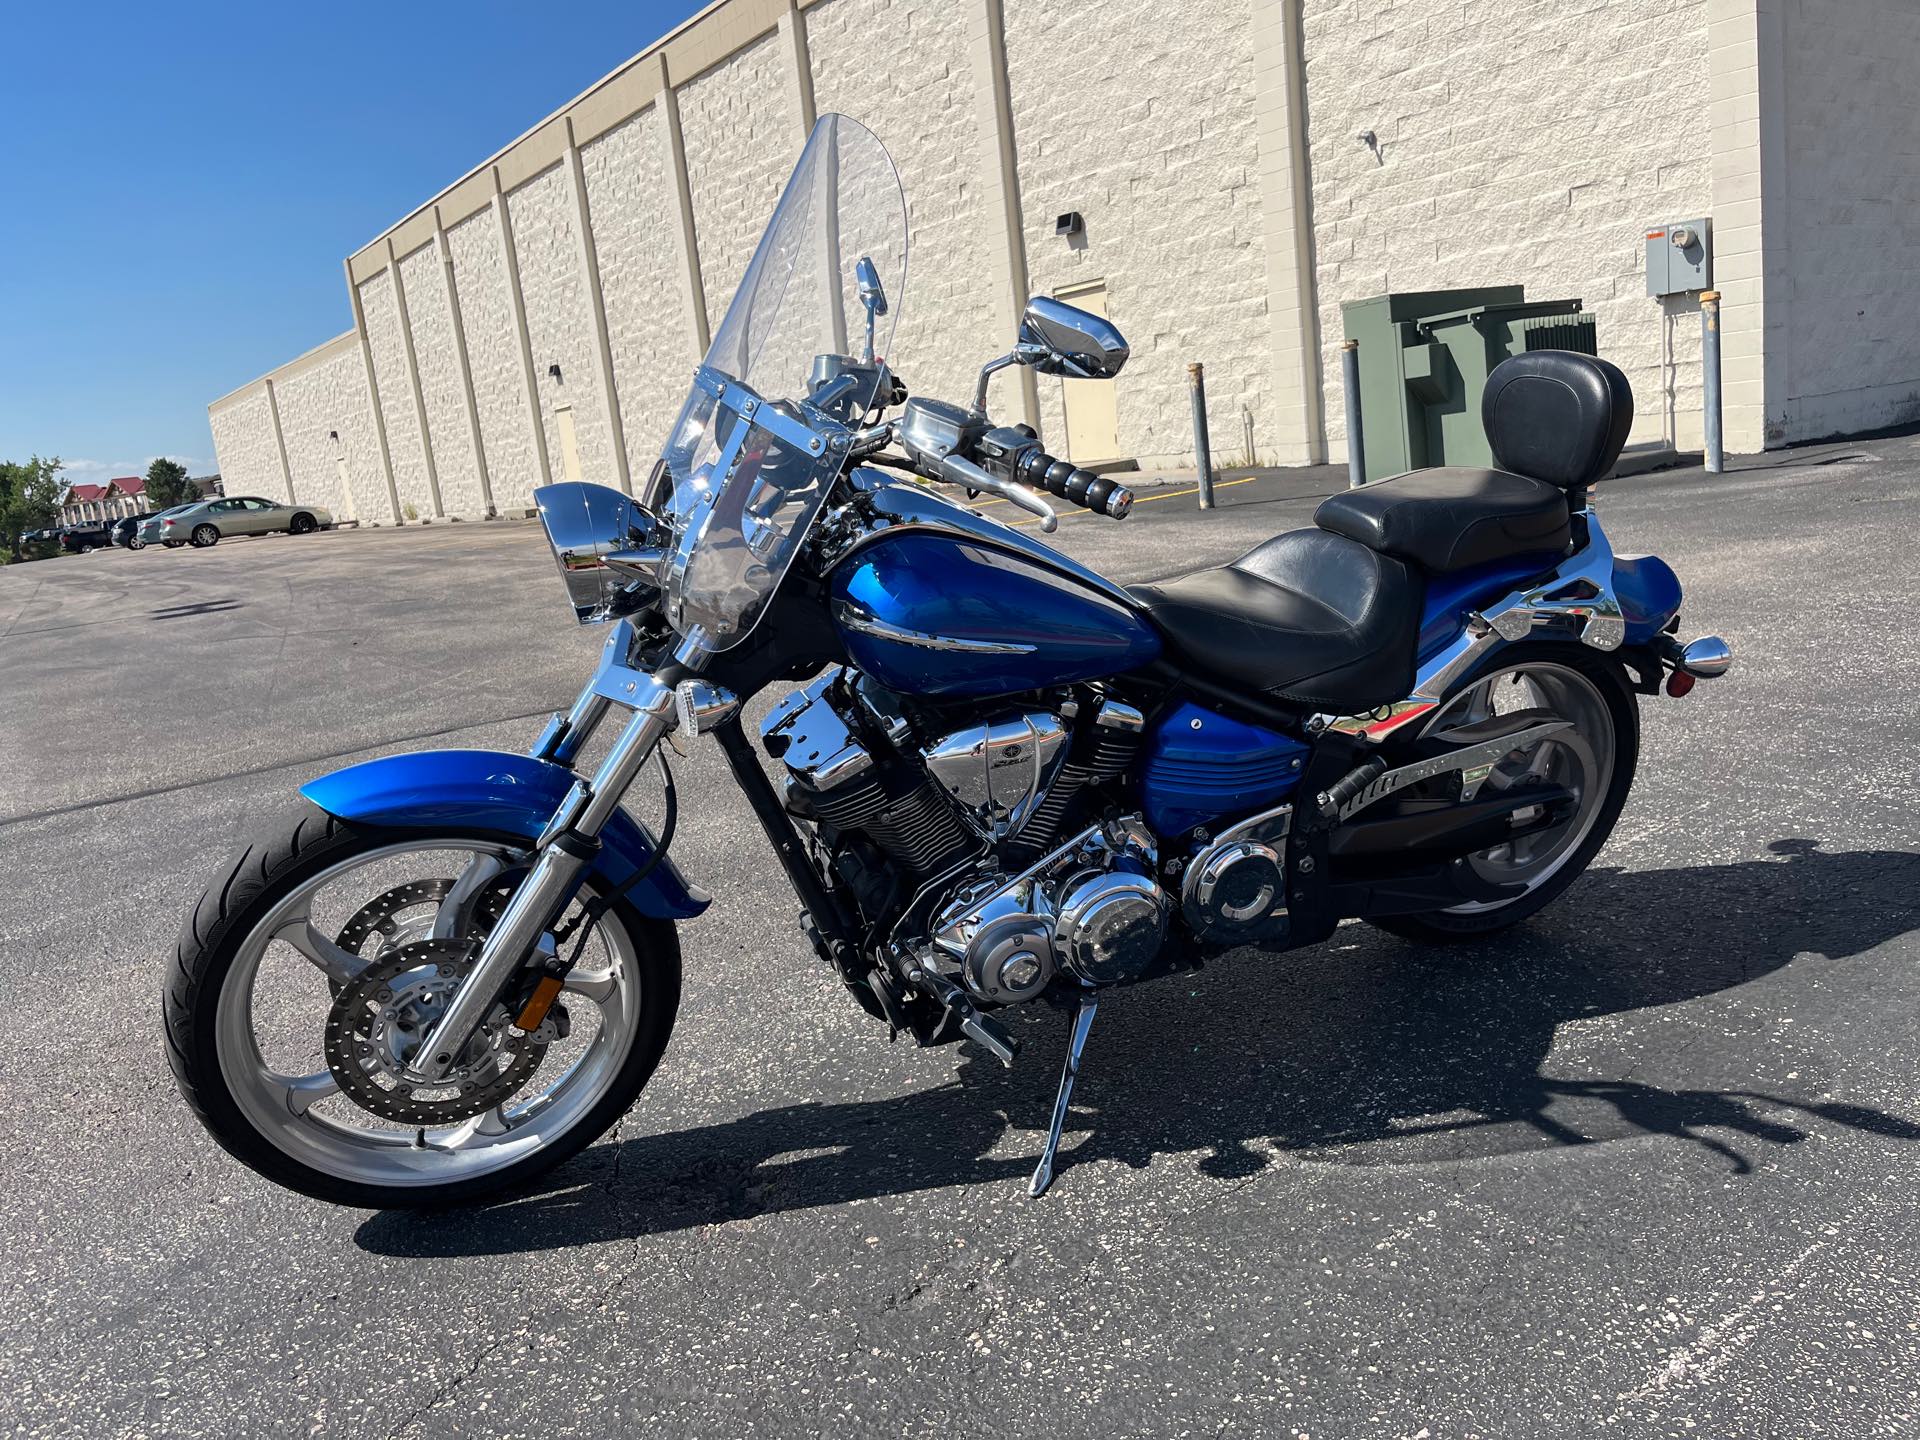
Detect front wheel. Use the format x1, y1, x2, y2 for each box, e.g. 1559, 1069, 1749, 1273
1367, 649, 1638, 943
289, 513, 317, 535
164, 804, 681, 1208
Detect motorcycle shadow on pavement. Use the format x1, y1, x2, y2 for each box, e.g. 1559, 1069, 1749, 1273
358, 838, 1920, 1256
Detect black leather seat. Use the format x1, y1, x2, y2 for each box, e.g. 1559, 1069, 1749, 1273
1310, 350, 1636, 575
1129, 353, 1636, 711
1313, 467, 1570, 573
1130, 529, 1421, 711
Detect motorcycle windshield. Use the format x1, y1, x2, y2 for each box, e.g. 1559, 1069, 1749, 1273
653, 113, 906, 651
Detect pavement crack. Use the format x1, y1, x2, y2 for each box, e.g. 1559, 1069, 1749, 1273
383, 1331, 519, 1440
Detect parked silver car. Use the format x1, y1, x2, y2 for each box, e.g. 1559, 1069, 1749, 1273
137, 504, 205, 548
154, 495, 334, 549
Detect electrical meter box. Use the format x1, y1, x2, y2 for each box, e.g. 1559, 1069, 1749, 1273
1646, 218, 1713, 297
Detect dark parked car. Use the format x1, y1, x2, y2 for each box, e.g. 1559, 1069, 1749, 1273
111, 512, 158, 549
59, 521, 118, 554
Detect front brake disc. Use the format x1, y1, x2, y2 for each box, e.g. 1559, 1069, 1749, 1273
323, 939, 550, 1126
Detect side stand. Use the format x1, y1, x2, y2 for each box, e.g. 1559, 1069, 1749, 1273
1029, 994, 1099, 1198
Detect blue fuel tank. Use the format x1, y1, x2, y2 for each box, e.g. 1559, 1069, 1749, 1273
829, 529, 1162, 699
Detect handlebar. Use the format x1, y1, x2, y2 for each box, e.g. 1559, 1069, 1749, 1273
1009, 449, 1134, 519
937, 453, 1059, 533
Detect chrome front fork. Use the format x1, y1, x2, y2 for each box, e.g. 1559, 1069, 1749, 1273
411, 624, 704, 1085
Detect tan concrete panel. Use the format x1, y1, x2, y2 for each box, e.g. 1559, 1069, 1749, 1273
399, 242, 484, 517
1302, 0, 1715, 456
1006, 0, 1272, 467
506, 165, 619, 489
677, 30, 800, 325
446, 206, 544, 511
358, 270, 435, 519
807, 0, 1004, 415
581, 108, 694, 479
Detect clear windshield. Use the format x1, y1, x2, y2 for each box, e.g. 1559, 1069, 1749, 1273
651, 114, 906, 651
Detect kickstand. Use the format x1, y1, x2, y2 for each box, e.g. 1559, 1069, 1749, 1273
1029, 993, 1099, 1198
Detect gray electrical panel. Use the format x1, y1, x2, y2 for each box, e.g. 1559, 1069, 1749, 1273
1646, 218, 1713, 297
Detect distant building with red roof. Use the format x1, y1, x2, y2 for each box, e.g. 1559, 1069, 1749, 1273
61, 475, 147, 525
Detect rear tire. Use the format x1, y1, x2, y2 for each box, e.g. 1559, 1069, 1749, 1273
190, 524, 219, 548
1366, 647, 1638, 944
164, 803, 682, 1209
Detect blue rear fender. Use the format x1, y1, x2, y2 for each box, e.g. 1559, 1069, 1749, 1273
299, 749, 710, 920
1416, 548, 1685, 663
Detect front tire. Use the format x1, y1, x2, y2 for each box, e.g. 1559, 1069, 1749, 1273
289, 513, 317, 535
1367, 648, 1638, 943
190, 524, 219, 548
164, 803, 682, 1208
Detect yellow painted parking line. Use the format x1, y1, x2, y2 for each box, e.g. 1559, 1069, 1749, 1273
1002, 474, 1261, 527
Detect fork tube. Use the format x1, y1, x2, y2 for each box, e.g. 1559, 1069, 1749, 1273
412, 642, 700, 1084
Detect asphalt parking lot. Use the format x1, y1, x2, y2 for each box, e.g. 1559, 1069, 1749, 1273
3, 439, 1918, 1438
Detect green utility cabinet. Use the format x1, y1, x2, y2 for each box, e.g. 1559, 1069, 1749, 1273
1341, 286, 1597, 483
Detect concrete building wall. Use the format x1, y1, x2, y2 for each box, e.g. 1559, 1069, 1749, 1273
206, 387, 281, 499
446, 205, 542, 513
581, 107, 692, 477
808, 0, 1004, 416
273, 339, 387, 523
1773, 0, 1920, 441
508, 164, 618, 490
398, 241, 482, 517
1302, 0, 1715, 460
357, 269, 434, 518
1005, 0, 1272, 468
679, 31, 799, 328
209, 0, 1920, 502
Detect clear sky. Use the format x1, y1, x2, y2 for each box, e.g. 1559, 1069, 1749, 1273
0, 0, 707, 492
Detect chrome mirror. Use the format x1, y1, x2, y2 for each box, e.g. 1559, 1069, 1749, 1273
1018, 296, 1128, 380
534, 481, 663, 625
854, 255, 888, 361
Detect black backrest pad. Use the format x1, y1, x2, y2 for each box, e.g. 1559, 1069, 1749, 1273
1482, 351, 1634, 488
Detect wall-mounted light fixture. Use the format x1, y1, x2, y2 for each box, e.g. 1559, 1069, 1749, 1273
548, 362, 563, 382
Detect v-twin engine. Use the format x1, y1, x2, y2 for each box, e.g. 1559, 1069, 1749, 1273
761, 671, 1171, 1006
927, 822, 1168, 1004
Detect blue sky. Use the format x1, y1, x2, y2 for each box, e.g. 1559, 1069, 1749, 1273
0, 0, 705, 492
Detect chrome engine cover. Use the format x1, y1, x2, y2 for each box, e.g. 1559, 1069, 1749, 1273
929, 821, 1168, 1002
1181, 802, 1292, 944
921, 711, 1067, 841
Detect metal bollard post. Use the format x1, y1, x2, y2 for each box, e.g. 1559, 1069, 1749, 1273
1341, 340, 1365, 487
1699, 290, 1724, 475
1188, 362, 1215, 510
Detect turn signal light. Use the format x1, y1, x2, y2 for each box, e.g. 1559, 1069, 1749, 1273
1666, 670, 1696, 698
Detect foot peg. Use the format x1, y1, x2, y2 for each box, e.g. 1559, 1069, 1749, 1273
1030, 994, 1099, 1198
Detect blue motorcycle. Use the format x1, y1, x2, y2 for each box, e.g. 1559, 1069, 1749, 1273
166, 116, 1732, 1208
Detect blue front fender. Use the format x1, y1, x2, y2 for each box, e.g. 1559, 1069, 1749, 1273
300, 749, 710, 920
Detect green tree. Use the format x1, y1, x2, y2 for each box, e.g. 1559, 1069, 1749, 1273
0, 456, 63, 564
145, 456, 198, 509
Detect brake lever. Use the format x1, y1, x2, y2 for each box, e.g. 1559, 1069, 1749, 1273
938, 453, 1058, 533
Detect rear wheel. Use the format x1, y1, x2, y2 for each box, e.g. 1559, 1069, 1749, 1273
128, 537, 146, 551
164, 805, 681, 1208
1367, 649, 1637, 943
190, 524, 219, 548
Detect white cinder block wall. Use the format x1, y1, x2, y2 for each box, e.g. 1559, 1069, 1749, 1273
1774, 0, 1920, 442
1303, 0, 1715, 459
210, 0, 1920, 519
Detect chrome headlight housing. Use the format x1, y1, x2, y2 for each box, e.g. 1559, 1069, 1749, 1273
534, 481, 667, 625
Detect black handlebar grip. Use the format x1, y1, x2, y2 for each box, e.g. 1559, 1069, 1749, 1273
1016, 451, 1135, 518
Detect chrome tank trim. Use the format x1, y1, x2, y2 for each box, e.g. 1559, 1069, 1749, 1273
832, 596, 1037, 655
